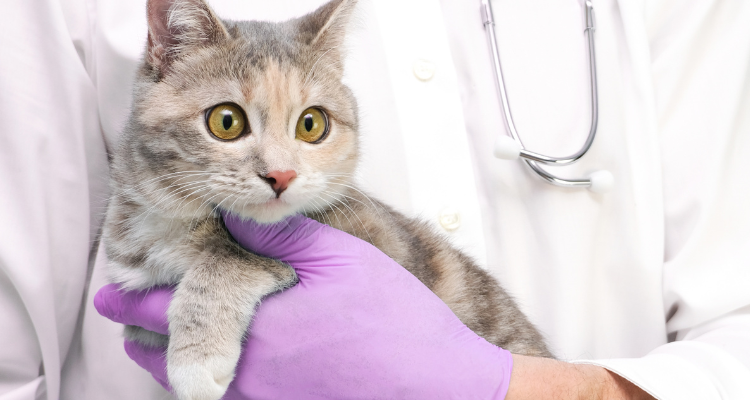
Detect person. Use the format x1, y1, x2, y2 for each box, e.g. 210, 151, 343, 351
1, 0, 749, 399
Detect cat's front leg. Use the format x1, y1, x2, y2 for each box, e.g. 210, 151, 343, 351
166, 245, 297, 400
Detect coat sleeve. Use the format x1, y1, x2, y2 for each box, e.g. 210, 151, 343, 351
0, 0, 103, 399
578, 1, 750, 398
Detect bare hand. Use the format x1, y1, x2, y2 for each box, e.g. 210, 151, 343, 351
507, 355, 656, 400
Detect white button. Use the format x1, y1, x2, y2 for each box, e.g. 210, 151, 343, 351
438, 207, 461, 231
413, 59, 436, 81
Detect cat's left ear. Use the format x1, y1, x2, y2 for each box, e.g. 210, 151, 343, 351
298, 0, 357, 53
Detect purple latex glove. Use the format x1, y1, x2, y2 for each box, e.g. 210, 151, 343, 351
95, 214, 513, 399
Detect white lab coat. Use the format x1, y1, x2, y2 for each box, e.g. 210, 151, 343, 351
1, 0, 749, 399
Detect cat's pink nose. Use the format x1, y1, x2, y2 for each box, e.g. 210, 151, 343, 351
262, 170, 297, 197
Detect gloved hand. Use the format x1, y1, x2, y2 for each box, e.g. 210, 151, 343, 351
95, 214, 513, 399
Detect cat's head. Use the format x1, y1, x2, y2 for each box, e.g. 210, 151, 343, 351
115, 0, 359, 223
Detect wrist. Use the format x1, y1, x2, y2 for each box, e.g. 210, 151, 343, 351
579, 363, 619, 400
505, 356, 655, 400
575, 363, 655, 400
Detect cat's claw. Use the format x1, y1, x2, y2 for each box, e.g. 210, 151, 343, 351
168, 361, 235, 400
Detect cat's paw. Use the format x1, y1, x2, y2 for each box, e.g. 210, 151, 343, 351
168, 358, 236, 400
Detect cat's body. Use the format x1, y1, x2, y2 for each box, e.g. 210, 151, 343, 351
104, 0, 551, 398
307, 191, 551, 354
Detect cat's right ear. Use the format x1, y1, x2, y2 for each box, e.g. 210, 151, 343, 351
146, 0, 230, 75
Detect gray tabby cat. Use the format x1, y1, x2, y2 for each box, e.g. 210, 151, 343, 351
103, 0, 552, 398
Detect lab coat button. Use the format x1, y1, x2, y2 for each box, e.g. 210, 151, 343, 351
438, 208, 461, 231
413, 59, 435, 81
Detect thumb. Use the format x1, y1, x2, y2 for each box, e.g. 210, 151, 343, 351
221, 212, 368, 264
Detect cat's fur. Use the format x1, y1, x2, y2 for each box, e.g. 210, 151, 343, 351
103, 0, 552, 398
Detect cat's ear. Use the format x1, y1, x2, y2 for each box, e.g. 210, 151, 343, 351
146, 0, 230, 74
299, 0, 357, 51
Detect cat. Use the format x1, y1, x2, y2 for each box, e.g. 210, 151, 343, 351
103, 0, 552, 398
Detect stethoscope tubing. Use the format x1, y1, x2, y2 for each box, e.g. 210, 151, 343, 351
482, 0, 610, 191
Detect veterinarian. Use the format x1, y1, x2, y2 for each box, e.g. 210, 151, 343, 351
1, 0, 749, 399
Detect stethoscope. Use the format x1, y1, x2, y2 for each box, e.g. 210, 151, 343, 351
481, 0, 614, 193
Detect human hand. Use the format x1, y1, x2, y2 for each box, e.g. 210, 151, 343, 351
95, 214, 513, 399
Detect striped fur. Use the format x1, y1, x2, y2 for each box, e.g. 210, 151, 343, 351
104, 0, 550, 398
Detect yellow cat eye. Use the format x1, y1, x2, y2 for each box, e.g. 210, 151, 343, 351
206, 103, 246, 140
295, 107, 329, 143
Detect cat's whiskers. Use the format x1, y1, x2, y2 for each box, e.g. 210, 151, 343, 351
306, 197, 335, 228
324, 180, 387, 217
124, 170, 209, 190
120, 182, 203, 234
220, 191, 244, 216
135, 178, 218, 233
128, 173, 378, 238
103, 171, 212, 206
191, 181, 292, 225
315, 174, 387, 219
145, 180, 214, 226
131, 170, 212, 188
312, 194, 343, 228
173, 182, 236, 226
122, 171, 216, 218
167, 180, 216, 213
321, 189, 373, 244
321, 193, 349, 230
157, 180, 213, 206
204, 188, 251, 230
178, 188, 234, 244
187, 189, 223, 220
315, 200, 336, 228
187, 190, 236, 242
236, 192, 254, 220
122, 171, 213, 197
319, 186, 369, 210
324, 172, 355, 176
301, 198, 322, 219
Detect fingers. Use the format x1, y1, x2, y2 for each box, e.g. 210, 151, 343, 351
221, 213, 319, 256
94, 283, 172, 335
221, 212, 368, 263
124, 340, 171, 391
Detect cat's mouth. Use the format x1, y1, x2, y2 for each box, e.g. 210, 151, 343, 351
214, 174, 343, 224
219, 196, 302, 224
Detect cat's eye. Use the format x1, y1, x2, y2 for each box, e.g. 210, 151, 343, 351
206, 103, 247, 140
295, 107, 329, 143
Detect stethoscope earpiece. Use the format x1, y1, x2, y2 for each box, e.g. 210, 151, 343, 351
587, 170, 614, 194
493, 135, 521, 160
